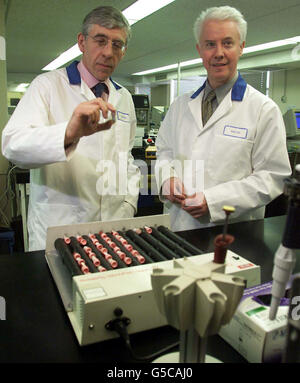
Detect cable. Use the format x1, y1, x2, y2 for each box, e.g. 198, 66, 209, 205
111, 318, 179, 362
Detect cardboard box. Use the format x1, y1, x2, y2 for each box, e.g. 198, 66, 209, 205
219, 281, 290, 363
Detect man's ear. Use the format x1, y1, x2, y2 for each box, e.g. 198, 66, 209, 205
121, 46, 127, 60
77, 33, 86, 54
239, 41, 245, 56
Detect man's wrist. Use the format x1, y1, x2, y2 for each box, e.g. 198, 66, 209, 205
64, 138, 79, 150
64, 127, 80, 149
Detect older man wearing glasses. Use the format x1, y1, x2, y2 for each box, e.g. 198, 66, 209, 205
2, 6, 140, 251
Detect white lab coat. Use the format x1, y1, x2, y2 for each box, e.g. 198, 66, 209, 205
2, 61, 140, 251
155, 74, 291, 232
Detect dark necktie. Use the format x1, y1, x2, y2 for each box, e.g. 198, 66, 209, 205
92, 83, 108, 98
202, 90, 216, 126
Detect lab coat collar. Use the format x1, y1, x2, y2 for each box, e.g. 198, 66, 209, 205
66, 60, 122, 90
191, 72, 247, 101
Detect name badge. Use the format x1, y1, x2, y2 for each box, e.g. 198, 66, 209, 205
223, 125, 248, 139
117, 111, 130, 123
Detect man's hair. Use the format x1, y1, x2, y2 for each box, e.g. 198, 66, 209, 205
82, 6, 131, 44
193, 6, 247, 45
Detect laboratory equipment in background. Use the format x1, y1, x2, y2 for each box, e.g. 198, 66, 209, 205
283, 108, 300, 139
132, 94, 150, 148
8, 97, 20, 116
269, 165, 300, 360
283, 109, 300, 172
150, 106, 167, 132
144, 136, 157, 160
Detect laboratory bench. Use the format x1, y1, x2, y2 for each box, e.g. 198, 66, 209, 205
0, 215, 299, 364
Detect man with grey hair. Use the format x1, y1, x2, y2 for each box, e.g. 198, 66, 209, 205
2, 6, 140, 251
155, 5, 291, 232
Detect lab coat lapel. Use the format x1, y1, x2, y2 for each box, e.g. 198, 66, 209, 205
108, 80, 122, 106
80, 80, 94, 100
188, 91, 205, 131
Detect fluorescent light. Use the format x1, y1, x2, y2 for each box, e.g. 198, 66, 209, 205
42, 0, 175, 71
180, 58, 202, 67
243, 37, 300, 54
16, 83, 30, 92
133, 58, 203, 76
123, 0, 175, 26
133, 36, 300, 76
42, 45, 82, 71
134, 63, 178, 76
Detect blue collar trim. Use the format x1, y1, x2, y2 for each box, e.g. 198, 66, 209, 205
65, 60, 122, 90
110, 78, 122, 90
66, 61, 81, 85
231, 73, 247, 101
191, 72, 247, 101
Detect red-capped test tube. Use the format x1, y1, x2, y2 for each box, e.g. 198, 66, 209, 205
111, 230, 144, 264
111, 231, 133, 251
83, 246, 92, 254
99, 231, 108, 240
64, 235, 71, 244
89, 252, 101, 267
99, 247, 118, 268
144, 226, 152, 234
115, 250, 132, 265
76, 234, 87, 246
131, 249, 145, 264
73, 252, 89, 274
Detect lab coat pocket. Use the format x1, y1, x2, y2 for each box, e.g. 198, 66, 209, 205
28, 202, 82, 251
207, 135, 253, 182
33, 202, 81, 229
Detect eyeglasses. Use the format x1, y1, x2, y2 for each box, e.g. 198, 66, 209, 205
87, 34, 126, 53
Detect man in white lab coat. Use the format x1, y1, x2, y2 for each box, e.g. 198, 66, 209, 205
2, 6, 140, 251
155, 6, 291, 232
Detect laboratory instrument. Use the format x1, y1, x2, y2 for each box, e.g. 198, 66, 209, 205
269, 165, 300, 320
283, 108, 300, 139
283, 109, 300, 157
132, 94, 150, 147
45, 214, 260, 348
282, 273, 300, 363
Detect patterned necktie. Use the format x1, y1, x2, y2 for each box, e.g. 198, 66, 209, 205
202, 90, 216, 126
92, 83, 108, 98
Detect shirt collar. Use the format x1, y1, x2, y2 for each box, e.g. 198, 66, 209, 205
66, 60, 122, 90
191, 72, 247, 101
204, 72, 238, 103
77, 60, 102, 89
